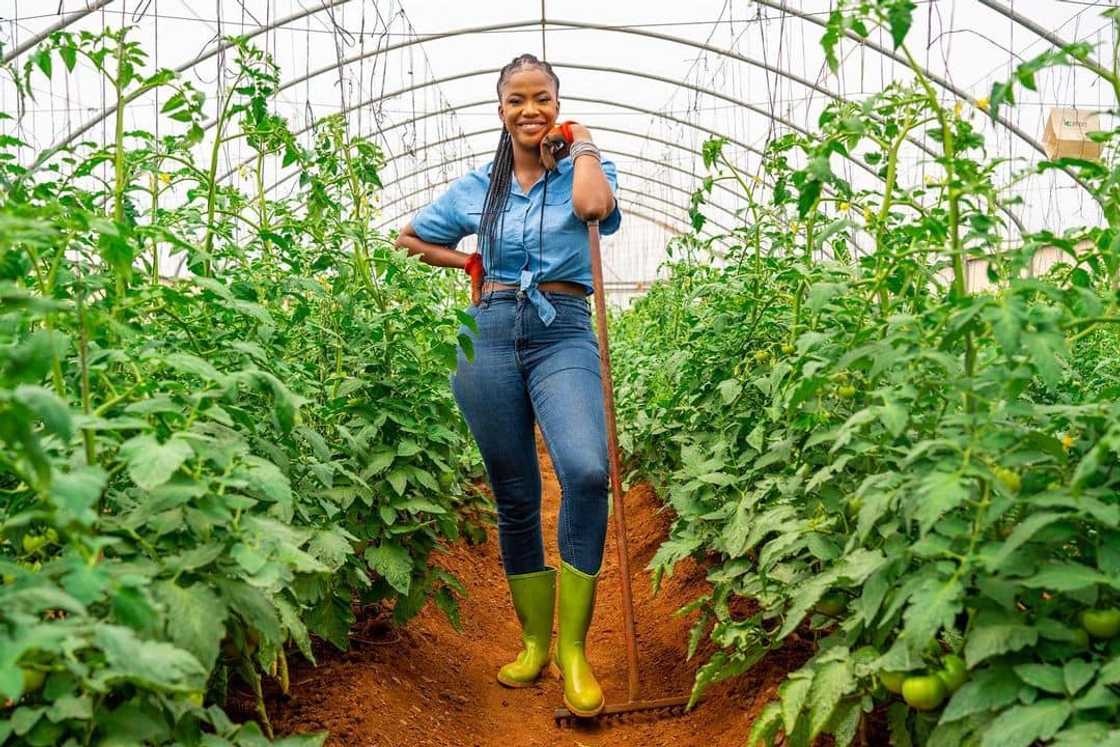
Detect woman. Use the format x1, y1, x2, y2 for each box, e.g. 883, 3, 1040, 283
394, 53, 621, 718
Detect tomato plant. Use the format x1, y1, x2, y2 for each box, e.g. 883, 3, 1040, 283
613, 3, 1120, 745
0, 29, 483, 745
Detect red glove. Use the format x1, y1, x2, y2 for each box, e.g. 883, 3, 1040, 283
464, 252, 484, 304
464, 252, 484, 280
557, 120, 578, 144
541, 120, 580, 170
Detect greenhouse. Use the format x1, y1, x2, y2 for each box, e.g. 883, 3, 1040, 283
2, 1, 1120, 745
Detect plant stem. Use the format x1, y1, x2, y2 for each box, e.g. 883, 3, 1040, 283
903, 44, 976, 410
256, 151, 271, 261
875, 110, 921, 314
150, 170, 160, 285
76, 278, 96, 467
202, 82, 242, 277
112, 35, 127, 305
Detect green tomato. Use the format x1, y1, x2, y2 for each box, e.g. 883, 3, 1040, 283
993, 466, 1021, 493
43, 528, 58, 544
754, 350, 770, 363
781, 343, 795, 355
936, 655, 967, 693
186, 691, 205, 707
902, 675, 947, 711
20, 668, 45, 697
879, 670, 907, 694
1080, 608, 1120, 639
21, 534, 45, 555
836, 385, 857, 399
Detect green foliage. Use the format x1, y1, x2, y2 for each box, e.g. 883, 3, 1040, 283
616, 3, 1120, 744
0, 29, 482, 745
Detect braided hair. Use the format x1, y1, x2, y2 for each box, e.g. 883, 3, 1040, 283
478, 54, 561, 282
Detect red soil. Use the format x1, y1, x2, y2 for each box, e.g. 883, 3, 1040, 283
269, 443, 810, 746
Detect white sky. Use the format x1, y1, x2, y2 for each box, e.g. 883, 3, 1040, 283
2, 1, 1116, 300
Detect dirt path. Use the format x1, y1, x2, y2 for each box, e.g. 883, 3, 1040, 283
271, 443, 808, 746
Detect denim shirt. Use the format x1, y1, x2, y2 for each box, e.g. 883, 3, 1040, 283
409, 155, 622, 325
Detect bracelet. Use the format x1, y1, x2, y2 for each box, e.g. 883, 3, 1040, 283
569, 140, 601, 164
569, 140, 599, 159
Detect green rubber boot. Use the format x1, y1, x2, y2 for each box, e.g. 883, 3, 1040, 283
496, 566, 556, 688
552, 560, 605, 717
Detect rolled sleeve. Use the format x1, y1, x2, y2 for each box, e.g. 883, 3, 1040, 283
600, 158, 622, 236
410, 181, 468, 246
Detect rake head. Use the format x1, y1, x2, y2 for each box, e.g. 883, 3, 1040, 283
553, 694, 695, 727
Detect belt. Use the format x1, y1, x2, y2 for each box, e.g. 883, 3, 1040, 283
479, 279, 586, 326
480, 279, 586, 297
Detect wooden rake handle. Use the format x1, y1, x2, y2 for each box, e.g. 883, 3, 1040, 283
586, 220, 642, 703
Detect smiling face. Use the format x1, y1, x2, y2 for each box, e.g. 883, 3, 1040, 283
498, 67, 560, 151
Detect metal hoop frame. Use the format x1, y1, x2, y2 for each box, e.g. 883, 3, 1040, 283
1, 0, 114, 64
265, 131, 752, 219
754, 0, 1091, 198
219, 93, 760, 184
369, 173, 735, 237
231, 61, 1018, 230
35, 5, 1074, 185
300, 138, 742, 226
40, 0, 351, 156
21, 5, 1055, 233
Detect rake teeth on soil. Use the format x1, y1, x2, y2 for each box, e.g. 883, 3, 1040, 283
553, 695, 695, 726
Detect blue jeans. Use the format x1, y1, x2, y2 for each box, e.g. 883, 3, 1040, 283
451, 290, 609, 577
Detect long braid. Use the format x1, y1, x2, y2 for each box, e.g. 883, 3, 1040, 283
478, 128, 513, 284
479, 53, 561, 295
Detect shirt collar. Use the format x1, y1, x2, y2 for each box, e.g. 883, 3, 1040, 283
484, 155, 573, 179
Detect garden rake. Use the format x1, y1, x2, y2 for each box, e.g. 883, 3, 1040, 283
553, 221, 698, 726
